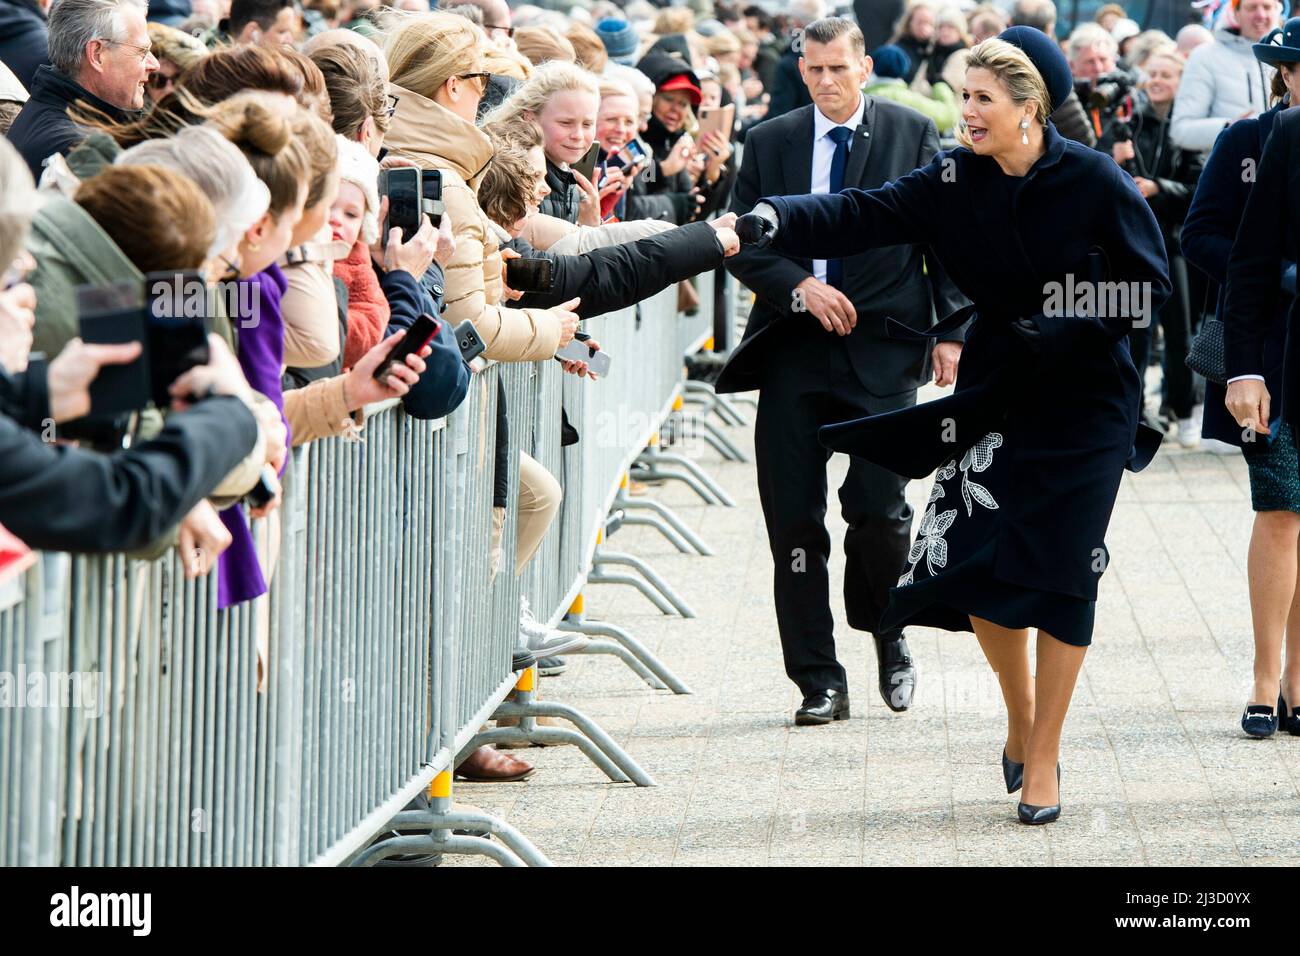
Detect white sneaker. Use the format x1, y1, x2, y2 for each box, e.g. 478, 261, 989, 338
519, 597, 589, 656
1200, 438, 1240, 456
1176, 416, 1201, 449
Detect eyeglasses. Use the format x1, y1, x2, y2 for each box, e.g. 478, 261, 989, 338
458, 72, 491, 93
98, 38, 154, 62
383, 92, 399, 119
484, 24, 515, 37
147, 70, 176, 89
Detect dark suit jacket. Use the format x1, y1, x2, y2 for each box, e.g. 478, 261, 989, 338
717, 97, 969, 396
1225, 105, 1300, 427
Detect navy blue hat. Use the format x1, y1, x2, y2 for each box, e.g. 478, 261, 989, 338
596, 18, 640, 66
997, 25, 1073, 112
1254, 17, 1300, 65
871, 44, 911, 80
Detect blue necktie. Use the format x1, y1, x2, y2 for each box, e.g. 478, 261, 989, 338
825, 125, 853, 290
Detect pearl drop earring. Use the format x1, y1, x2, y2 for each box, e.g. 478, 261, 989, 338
1020, 118, 1030, 145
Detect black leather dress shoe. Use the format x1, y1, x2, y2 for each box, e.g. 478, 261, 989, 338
795, 690, 850, 725
875, 635, 916, 712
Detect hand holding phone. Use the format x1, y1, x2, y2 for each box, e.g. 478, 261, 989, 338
379, 167, 422, 246
374, 313, 439, 381
454, 319, 486, 363
572, 141, 601, 183
554, 335, 611, 378
505, 257, 554, 294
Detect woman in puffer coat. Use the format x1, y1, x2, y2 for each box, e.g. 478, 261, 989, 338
382, 12, 581, 363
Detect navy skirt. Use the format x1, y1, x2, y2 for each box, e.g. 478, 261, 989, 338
879, 429, 1097, 647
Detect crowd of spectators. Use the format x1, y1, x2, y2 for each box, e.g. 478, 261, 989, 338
2, 0, 1294, 757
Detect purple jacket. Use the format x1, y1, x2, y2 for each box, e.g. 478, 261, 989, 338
218, 264, 289, 609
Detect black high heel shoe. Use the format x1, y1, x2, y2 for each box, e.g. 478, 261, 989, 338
1241, 702, 1278, 738
1002, 749, 1024, 794
1280, 691, 1300, 736
1016, 763, 1062, 825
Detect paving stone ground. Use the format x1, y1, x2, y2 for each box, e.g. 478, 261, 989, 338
445, 382, 1300, 867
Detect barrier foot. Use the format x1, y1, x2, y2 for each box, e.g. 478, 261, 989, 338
700, 418, 749, 462
441, 834, 527, 867
593, 548, 695, 618
587, 570, 676, 615
683, 380, 749, 426
560, 615, 693, 695
637, 449, 736, 506
354, 802, 552, 868
567, 638, 667, 690
615, 492, 713, 555
629, 465, 718, 505
490, 700, 657, 787
619, 513, 698, 554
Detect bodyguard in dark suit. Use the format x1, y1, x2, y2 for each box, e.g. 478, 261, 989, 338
717, 16, 968, 725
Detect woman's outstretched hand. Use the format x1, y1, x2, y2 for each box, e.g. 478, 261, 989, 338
735, 205, 778, 248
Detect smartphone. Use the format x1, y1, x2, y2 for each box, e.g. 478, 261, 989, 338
244, 464, 278, 509
618, 138, 650, 174
505, 257, 553, 294
572, 141, 601, 184
379, 167, 422, 244
77, 281, 150, 417
554, 337, 612, 377
696, 103, 735, 142
454, 319, 485, 363
374, 312, 439, 381
420, 168, 444, 228
145, 270, 209, 408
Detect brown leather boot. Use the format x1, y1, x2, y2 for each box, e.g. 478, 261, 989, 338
454, 745, 534, 782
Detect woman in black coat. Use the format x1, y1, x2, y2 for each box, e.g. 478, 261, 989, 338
1219, 27, 1300, 740
738, 29, 1171, 824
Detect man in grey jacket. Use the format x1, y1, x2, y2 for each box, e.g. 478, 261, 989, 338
1171, 0, 1282, 153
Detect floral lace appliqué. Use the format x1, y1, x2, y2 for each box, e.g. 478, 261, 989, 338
896, 433, 1003, 587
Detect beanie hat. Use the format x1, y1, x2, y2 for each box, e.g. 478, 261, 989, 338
596, 18, 640, 66
997, 25, 1073, 112
334, 134, 380, 247
871, 44, 911, 80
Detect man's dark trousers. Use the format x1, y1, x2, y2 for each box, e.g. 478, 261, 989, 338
754, 326, 914, 696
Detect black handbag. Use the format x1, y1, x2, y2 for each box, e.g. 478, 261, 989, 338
1185, 283, 1227, 385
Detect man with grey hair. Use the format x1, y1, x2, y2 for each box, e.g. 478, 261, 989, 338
7, 0, 156, 178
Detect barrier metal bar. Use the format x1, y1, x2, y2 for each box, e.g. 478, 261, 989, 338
0, 262, 727, 866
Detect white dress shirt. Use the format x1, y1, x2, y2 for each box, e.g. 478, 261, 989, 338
810, 94, 867, 285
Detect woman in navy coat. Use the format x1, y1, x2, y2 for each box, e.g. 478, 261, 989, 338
1181, 23, 1300, 740
737, 28, 1171, 823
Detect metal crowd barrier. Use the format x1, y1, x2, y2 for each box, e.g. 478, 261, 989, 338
0, 275, 736, 867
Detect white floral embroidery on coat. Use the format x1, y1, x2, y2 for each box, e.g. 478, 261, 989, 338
896, 433, 1003, 587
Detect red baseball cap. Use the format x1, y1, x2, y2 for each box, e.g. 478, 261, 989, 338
658, 73, 702, 106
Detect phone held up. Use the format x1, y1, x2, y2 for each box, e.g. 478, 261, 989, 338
374, 312, 440, 381
70, 271, 211, 443
505, 257, 553, 294
554, 331, 612, 378
378, 167, 422, 245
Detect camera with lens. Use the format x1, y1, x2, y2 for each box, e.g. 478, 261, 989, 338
1084, 70, 1135, 112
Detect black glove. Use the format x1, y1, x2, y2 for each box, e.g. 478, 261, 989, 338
1009, 317, 1042, 351
735, 203, 778, 248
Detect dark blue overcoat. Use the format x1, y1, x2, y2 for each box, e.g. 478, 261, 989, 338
760, 122, 1172, 606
